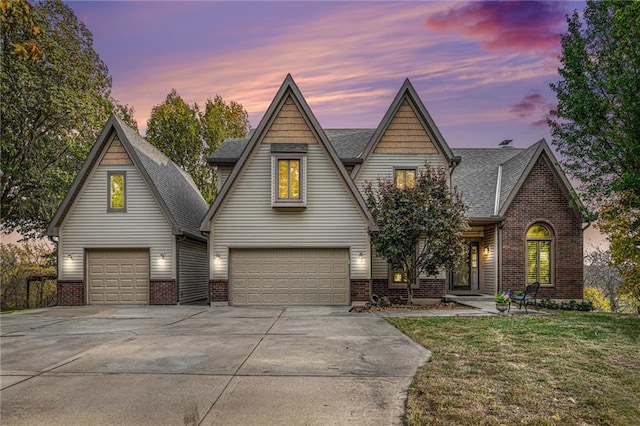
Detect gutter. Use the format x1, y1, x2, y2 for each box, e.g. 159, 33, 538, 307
493, 165, 503, 216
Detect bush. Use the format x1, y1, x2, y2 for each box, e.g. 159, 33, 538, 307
537, 297, 593, 312
1, 241, 56, 311
584, 286, 611, 312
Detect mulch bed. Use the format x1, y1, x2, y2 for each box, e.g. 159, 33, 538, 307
350, 301, 467, 313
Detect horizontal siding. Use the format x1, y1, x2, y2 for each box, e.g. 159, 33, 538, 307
59, 164, 174, 281
217, 165, 234, 192
356, 153, 448, 280
482, 224, 497, 295
211, 144, 369, 279
178, 239, 208, 303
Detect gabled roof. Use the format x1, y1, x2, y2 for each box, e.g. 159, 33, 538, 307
47, 114, 208, 241
452, 139, 584, 219
200, 74, 378, 232
352, 79, 455, 177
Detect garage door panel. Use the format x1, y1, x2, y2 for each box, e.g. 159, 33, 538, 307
88, 249, 149, 305
230, 248, 349, 306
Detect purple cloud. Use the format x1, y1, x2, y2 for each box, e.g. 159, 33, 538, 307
510, 90, 554, 127
425, 1, 566, 55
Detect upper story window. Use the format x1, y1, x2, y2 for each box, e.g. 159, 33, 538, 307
526, 224, 553, 286
107, 171, 126, 212
278, 159, 300, 199
271, 144, 307, 208
395, 168, 416, 189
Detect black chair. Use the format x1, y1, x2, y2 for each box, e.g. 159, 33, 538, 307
509, 282, 540, 313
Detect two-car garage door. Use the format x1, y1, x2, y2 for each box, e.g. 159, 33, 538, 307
230, 248, 350, 305
87, 249, 149, 304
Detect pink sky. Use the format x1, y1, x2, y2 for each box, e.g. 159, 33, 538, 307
67, 0, 587, 149
60, 0, 603, 248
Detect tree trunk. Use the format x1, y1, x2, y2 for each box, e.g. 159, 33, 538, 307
406, 266, 416, 306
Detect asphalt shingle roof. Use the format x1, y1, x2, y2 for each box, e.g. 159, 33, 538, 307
114, 116, 208, 239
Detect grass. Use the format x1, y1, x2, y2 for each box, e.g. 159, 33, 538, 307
388, 311, 640, 426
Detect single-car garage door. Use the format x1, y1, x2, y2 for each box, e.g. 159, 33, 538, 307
87, 249, 149, 304
230, 248, 350, 305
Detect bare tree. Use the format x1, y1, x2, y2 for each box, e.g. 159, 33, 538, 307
584, 248, 623, 312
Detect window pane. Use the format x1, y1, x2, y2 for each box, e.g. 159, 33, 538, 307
290, 160, 300, 199
539, 241, 551, 284
527, 224, 551, 238
393, 270, 407, 283
527, 241, 538, 283
110, 174, 124, 209
406, 170, 415, 188
278, 160, 288, 198
395, 170, 405, 189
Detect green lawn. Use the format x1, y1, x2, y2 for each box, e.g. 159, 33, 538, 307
389, 312, 640, 426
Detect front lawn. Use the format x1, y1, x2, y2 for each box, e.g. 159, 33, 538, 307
389, 312, 640, 426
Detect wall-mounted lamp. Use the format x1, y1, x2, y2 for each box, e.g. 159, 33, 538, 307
214, 253, 221, 264
160, 253, 165, 260
483, 247, 489, 256
67, 253, 73, 261
358, 252, 364, 264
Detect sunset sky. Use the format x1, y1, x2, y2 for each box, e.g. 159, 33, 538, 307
67, 0, 587, 150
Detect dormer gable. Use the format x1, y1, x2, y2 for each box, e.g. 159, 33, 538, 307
353, 79, 455, 178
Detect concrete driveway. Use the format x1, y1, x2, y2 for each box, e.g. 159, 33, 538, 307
1, 306, 429, 425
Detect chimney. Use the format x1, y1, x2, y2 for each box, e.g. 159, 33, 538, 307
499, 139, 513, 148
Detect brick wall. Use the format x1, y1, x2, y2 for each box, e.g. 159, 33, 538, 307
502, 155, 583, 299
210, 279, 229, 302
149, 280, 177, 305
372, 278, 446, 300
350, 279, 370, 302
57, 280, 84, 306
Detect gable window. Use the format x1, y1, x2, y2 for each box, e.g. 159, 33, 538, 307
107, 171, 126, 212
526, 224, 553, 286
395, 168, 416, 189
271, 144, 307, 208
278, 159, 300, 199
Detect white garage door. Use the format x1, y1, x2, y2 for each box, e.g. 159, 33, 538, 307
87, 249, 149, 304
230, 248, 350, 305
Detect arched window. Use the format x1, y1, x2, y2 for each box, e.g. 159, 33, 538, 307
526, 224, 553, 285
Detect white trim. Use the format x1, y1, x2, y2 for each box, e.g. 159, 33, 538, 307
493, 164, 502, 216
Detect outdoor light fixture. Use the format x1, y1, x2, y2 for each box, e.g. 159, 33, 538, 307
483, 247, 489, 256
358, 252, 364, 264
160, 253, 165, 260
67, 254, 73, 260
214, 253, 221, 264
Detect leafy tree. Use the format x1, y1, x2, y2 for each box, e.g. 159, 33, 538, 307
1, 0, 136, 239
549, 0, 640, 219
584, 247, 623, 312
599, 196, 640, 314
364, 164, 468, 305
1, 241, 55, 310
146, 90, 249, 203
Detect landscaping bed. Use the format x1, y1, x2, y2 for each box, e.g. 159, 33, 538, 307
350, 301, 466, 313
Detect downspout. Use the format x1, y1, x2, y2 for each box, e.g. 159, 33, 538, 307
494, 165, 503, 216
448, 156, 462, 190
176, 235, 187, 305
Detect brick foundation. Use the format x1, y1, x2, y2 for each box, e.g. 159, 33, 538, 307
149, 280, 177, 305
501, 156, 584, 300
210, 279, 229, 303
372, 278, 446, 300
57, 280, 85, 306
350, 279, 370, 302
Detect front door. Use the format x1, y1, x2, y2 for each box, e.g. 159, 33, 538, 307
451, 242, 479, 290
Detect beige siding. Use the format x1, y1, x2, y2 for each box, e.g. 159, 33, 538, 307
217, 165, 234, 191
375, 100, 437, 154
482, 224, 497, 294
262, 95, 318, 144
100, 138, 133, 166
210, 144, 369, 280
59, 162, 174, 281
355, 153, 448, 280
178, 239, 208, 303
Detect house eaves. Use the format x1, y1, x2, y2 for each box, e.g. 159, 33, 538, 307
199, 74, 378, 232
352, 78, 455, 178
